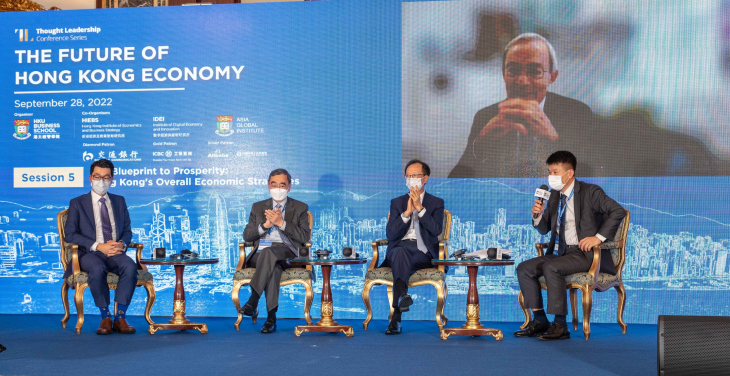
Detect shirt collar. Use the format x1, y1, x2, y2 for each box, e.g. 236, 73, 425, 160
562, 180, 575, 198
90, 190, 109, 203
539, 95, 546, 110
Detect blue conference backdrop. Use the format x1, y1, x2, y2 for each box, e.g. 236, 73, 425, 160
0, 0, 728, 325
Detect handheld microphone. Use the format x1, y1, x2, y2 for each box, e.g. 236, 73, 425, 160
533, 184, 550, 219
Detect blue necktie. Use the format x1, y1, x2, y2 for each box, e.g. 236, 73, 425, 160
274, 204, 296, 253
99, 197, 113, 243
557, 194, 567, 256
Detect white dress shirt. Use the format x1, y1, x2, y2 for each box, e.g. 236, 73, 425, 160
533, 181, 606, 246
257, 198, 288, 244
90, 190, 118, 252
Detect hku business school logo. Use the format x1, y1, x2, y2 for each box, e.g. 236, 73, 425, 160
14, 119, 31, 140
215, 115, 234, 137
15, 29, 32, 42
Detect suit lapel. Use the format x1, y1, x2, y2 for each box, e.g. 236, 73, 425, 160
284, 198, 294, 223
421, 192, 431, 212
81, 192, 95, 229
573, 180, 582, 234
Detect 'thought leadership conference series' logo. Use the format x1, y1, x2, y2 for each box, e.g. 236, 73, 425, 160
215, 116, 234, 137
14, 120, 31, 140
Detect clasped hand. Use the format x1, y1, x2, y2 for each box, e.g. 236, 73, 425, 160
98, 240, 125, 256
264, 208, 284, 228
404, 187, 424, 217
478, 98, 558, 141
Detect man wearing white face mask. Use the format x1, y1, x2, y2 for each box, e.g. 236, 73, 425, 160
514, 151, 625, 340
240, 168, 310, 333
381, 160, 444, 334
64, 159, 137, 335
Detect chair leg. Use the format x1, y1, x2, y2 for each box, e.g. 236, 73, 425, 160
615, 283, 628, 334
570, 288, 579, 331
231, 281, 243, 330
518, 291, 530, 329
303, 281, 314, 326
142, 281, 156, 325
361, 280, 375, 330
441, 283, 448, 326
386, 284, 394, 322
74, 283, 88, 335
61, 282, 70, 328
581, 286, 593, 340
435, 282, 445, 331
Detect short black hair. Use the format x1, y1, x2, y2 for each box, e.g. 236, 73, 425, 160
404, 159, 430, 176
546, 151, 577, 171
90, 159, 115, 176
269, 168, 292, 184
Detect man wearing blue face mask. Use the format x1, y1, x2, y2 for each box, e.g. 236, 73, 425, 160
64, 159, 137, 335
240, 168, 310, 333
514, 151, 625, 340
381, 160, 445, 334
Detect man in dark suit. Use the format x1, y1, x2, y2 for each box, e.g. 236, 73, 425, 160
514, 151, 625, 340
449, 33, 595, 178
382, 160, 445, 334
238, 168, 311, 333
64, 159, 137, 335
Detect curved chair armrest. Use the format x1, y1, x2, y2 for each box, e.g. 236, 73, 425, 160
369, 239, 389, 271
128, 242, 147, 271
236, 242, 254, 271
535, 243, 549, 257
437, 240, 448, 272
588, 244, 602, 285
595, 240, 623, 250
69, 244, 81, 279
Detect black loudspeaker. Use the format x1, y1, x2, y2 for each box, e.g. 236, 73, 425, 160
154, 247, 166, 258
342, 247, 358, 258
298, 247, 310, 258
658, 315, 730, 376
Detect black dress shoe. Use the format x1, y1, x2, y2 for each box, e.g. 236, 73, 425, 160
397, 294, 413, 313
385, 320, 402, 335
239, 302, 256, 317
513, 320, 550, 337
261, 320, 277, 333
538, 323, 570, 341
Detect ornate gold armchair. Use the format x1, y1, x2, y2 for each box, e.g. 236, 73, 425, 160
57, 209, 156, 334
362, 209, 452, 330
231, 211, 314, 329
518, 210, 631, 340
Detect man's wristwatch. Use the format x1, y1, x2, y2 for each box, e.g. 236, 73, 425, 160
262, 224, 271, 232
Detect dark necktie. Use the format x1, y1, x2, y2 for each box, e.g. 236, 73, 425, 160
99, 197, 113, 243
557, 194, 567, 256
274, 204, 296, 253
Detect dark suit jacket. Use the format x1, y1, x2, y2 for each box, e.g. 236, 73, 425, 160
533, 180, 625, 275
449, 92, 595, 178
381, 192, 445, 264
242, 197, 310, 268
63, 192, 133, 280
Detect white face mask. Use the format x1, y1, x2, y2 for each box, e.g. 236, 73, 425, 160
406, 177, 423, 190
91, 179, 111, 196
548, 171, 569, 191
270, 188, 288, 202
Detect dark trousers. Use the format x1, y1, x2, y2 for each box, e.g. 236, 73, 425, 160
249, 245, 297, 313
78, 250, 138, 308
516, 246, 593, 315
385, 240, 432, 308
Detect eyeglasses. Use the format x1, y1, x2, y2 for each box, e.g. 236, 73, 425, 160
504, 65, 548, 79
91, 174, 112, 181
404, 174, 425, 179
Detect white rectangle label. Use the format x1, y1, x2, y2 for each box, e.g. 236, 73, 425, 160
14, 167, 84, 188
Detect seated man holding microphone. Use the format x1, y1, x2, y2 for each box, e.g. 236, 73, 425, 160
381, 160, 444, 334
515, 151, 625, 340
